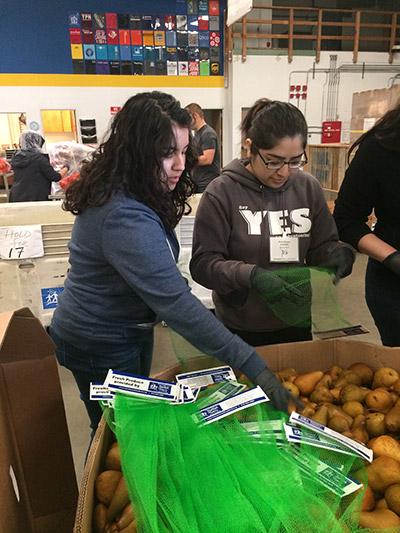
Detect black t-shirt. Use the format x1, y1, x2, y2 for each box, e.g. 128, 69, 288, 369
192, 123, 221, 192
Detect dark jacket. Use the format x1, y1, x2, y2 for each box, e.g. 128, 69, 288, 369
51, 192, 266, 379
10, 151, 61, 202
334, 134, 400, 250
190, 159, 339, 332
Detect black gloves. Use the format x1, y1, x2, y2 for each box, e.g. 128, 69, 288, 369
383, 251, 400, 276
320, 244, 355, 283
254, 367, 302, 413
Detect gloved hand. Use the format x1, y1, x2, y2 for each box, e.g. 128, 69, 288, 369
383, 251, 400, 276
319, 244, 355, 283
250, 267, 302, 305
254, 367, 303, 413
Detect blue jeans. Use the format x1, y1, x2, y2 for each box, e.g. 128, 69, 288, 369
365, 258, 400, 346
49, 327, 154, 436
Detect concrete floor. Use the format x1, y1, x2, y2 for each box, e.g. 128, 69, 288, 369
58, 253, 380, 484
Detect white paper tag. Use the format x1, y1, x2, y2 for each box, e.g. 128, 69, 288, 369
0, 225, 44, 260
241, 419, 286, 445
284, 424, 358, 457
195, 386, 269, 425
270, 236, 299, 263
289, 412, 373, 462
104, 369, 192, 402
171, 383, 199, 404
196, 381, 247, 408
282, 445, 363, 498
90, 382, 115, 400
176, 365, 236, 389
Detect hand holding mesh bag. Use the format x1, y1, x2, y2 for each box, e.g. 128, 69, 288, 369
318, 244, 355, 283
250, 267, 312, 328
250, 267, 302, 304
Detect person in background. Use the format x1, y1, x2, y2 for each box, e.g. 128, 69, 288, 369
49, 91, 294, 436
190, 98, 354, 347
185, 102, 221, 192
10, 131, 67, 202
334, 103, 400, 346
0, 149, 11, 174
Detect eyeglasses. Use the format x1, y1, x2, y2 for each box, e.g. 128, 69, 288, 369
256, 149, 308, 170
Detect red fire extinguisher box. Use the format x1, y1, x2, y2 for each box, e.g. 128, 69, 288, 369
321, 121, 342, 143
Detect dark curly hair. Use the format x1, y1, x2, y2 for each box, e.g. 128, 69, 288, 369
241, 98, 308, 154
64, 91, 195, 229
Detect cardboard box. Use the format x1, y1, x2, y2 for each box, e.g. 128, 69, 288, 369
0, 308, 78, 532
74, 338, 400, 532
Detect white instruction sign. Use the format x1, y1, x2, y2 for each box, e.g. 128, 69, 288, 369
0, 225, 44, 260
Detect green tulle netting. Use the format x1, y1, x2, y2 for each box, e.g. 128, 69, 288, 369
252, 266, 352, 333
111, 388, 378, 533
99, 266, 386, 532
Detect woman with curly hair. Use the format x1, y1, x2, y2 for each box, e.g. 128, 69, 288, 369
49, 92, 292, 435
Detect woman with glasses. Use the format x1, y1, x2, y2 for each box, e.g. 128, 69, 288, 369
334, 103, 400, 346
190, 98, 354, 346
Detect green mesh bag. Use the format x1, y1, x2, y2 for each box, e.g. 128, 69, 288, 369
251, 266, 352, 332
113, 389, 368, 533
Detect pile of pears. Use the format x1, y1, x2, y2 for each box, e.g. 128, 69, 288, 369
278, 363, 400, 530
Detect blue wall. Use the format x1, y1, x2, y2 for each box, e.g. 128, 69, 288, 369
1, 1, 225, 73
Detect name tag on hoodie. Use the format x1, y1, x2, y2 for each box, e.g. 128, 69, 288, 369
270, 236, 299, 262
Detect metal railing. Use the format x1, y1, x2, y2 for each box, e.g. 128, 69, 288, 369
227, 6, 400, 64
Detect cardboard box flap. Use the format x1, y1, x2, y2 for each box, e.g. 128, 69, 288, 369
366, 344, 400, 369
0, 308, 55, 363
256, 339, 336, 372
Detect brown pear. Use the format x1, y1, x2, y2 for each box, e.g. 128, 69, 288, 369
330, 387, 341, 402
385, 484, 400, 516
315, 373, 333, 389
348, 362, 374, 386
365, 413, 386, 438
375, 498, 388, 509
370, 435, 400, 463
326, 404, 353, 425
342, 401, 364, 418
294, 371, 324, 396
340, 384, 369, 404
352, 413, 366, 429
282, 381, 300, 398
373, 368, 400, 389
328, 415, 351, 433
277, 367, 297, 382
310, 386, 334, 404
311, 405, 329, 426
360, 486, 375, 512
385, 398, 400, 433
341, 370, 362, 386
390, 391, 399, 405
367, 456, 400, 492
391, 379, 400, 395
328, 365, 343, 382
365, 389, 393, 412
351, 426, 369, 445
359, 509, 400, 529
301, 404, 316, 418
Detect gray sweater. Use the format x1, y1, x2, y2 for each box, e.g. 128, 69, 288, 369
51, 192, 266, 379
